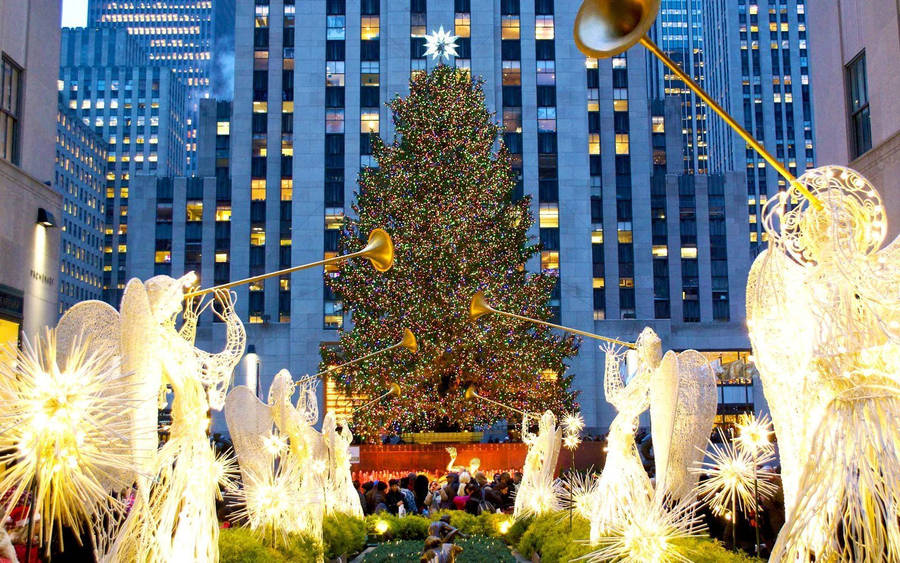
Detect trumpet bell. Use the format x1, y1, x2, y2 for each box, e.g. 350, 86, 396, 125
469, 291, 493, 321
388, 382, 402, 398
574, 0, 660, 58
363, 228, 394, 272
465, 385, 477, 401
400, 328, 418, 353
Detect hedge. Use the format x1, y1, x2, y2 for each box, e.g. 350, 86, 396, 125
363, 537, 515, 563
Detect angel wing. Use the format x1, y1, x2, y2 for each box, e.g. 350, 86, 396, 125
651, 350, 717, 503
56, 300, 120, 366
119, 279, 165, 484
224, 386, 274, 486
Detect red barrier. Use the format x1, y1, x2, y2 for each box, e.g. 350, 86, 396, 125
352, 441, 607, 476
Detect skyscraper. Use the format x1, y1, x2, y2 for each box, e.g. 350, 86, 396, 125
649, 0, 710, 174
87, 0, 236, 170
127, 0, 755, 432
55, 108, 107, 314
704, 0, 816, 256
59, 27, 188, 305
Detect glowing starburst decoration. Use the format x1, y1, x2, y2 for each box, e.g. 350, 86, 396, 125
0, 330, 135, 548
557, 470, 598, 520
693, 431, 777, 516
735, 413, 773, 454
584, 497, 706, 563
423, 26, 459, 61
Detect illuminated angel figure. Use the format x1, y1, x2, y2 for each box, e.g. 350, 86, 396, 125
747, 166, 900, 562
320, 411, 364, 517
226, 370, 324, 542
101, 275, 246, 563
513, 410, 562, 519
588, 333, 656, 541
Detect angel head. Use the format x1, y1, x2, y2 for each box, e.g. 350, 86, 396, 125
635, 327, 662, 371
145, 273, 196, 323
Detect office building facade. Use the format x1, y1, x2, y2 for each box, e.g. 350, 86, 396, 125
808, 0, 900, 240
649, 0, 710, 174
128, 0, 754, 432
88, 0, 237, 170
704, 0, 816, 256
59, 27, 188, 306
55, 108, 108, 313
0, 1, 63, 346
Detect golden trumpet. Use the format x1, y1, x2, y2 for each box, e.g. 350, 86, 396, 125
573, 0, 821, 208
184, 228, 394, 299
464, 385, 528, 416
470, 291, 636, 349
356, 382, 403, 411
311, 329, 417, 380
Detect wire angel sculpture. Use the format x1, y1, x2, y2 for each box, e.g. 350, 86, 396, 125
587, 327, 716, 543
588, 336, 654, 541
513, 410, 562, 519
319, 410, 364, 517
747, 166, 900, 562
224, 373, 323, 543
96, 275, 246, 563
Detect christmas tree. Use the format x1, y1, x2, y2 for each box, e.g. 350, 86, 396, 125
322, 66, 579, 440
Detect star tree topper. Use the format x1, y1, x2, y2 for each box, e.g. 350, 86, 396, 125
423, 26, 459, 61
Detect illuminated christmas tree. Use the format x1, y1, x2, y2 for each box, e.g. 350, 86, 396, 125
322, 66, 579, 440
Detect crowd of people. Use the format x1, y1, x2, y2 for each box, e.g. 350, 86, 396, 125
355, 469, 522, 516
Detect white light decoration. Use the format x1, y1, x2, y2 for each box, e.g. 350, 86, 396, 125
587, 328, 717, 543
0, 330, 134, 552
423, 26, 459, 60
98, 277, 246, 563
583, 495, 706, 563
513, 410, 562, 519
588, 339, 654, 541
693, 430, 777, 518
556, 469, 598, 520
747, 165, 900, 561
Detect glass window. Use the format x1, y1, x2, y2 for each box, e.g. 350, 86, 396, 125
615, 133, 630, 154
361, 61, 380, 86
281, 179, 293, 200
186, 201, 203, 221
326, 61, 345, 86
652, 116, 664, 133
536, 60, 555, 85
455, 13, 471, 38
846, 51, 872, 158
503, 107, 522, 133
326, 109, 345, 133
537, 107, 556, 132
361, 16, 380, 40
541, 250, 559, 271
250, 228, 266, 246
588, 133, 600, 155
0, 57, 21, 163
251, 179, 266, 201
502, 61, 521, 86
327, 15, 346, 39
254, 51, 268, 70
411, 13, 427, 37
361, 110, 379, 133
535, 15, 555, 40
215, 205, 232, 221
501, 16, 520, 39
539, 204, 559, 228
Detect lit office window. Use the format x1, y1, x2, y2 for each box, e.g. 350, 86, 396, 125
501, 16, 520, 39
361, 16, 380, 40
535, 16, 555, 40
846, 51, 872, 158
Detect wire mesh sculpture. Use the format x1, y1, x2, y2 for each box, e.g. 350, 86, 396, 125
99, 276, 246, 563
747, 165, 900, 561
588, 337, 654, 541
513, 410, 562, 519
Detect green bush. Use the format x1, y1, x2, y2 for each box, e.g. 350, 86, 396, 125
363, 537, 515, 563
322, 512, 367, 559
365, 512, 431, 540
676, 537, 763, 563
218, 527, 323, 563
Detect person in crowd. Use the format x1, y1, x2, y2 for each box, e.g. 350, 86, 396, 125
463, 481, 483, 515
424, 479, 444, 514
361, 481, 375, 515
440, 474, 458, 510
452, 481, 472, 511
367, 481, 389, 514
414, 474, 430, 513
399, 476, 418, 514
385, 479, 406, 515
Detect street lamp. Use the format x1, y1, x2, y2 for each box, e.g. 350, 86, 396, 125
245, 344, 260, 399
